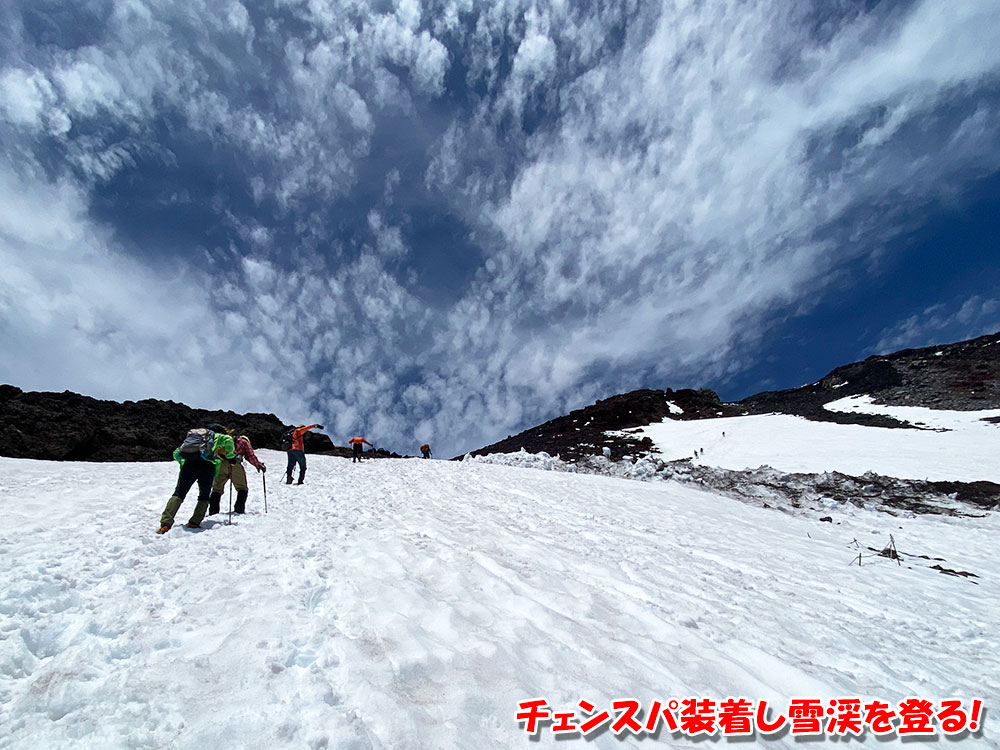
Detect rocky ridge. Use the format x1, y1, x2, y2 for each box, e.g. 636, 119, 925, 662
463, 331, 1000, 518
740, 331, 1000, 420
467, 331, 1000, 462
0, 385, 403, 462
2, 331, 996, 465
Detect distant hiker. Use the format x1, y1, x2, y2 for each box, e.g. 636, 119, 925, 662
285, 424, 323, 484
157, 424, 228, 533
420, 443, 431, 459
349, 436, 373, 463
210, 434, 266, 515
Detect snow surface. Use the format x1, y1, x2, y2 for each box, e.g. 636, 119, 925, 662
633, 397, 1000, 482
1, 451, 998, 748
824, 394, 1000, 432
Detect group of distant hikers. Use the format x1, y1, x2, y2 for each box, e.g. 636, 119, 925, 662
157, 424, 431, 534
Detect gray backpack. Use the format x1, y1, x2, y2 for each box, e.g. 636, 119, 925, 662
179, 428, 214, 459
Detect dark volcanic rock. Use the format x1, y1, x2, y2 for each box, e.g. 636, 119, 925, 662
466, 388, 737, 461
0, 386, 334, 462
741, 331, 1000, 423
466, 330, 1000, 461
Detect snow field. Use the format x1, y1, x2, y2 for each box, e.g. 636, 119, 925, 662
633, 396, 1000, 482
0, 451, 998, 748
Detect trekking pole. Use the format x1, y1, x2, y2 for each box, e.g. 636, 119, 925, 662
262, 472, 268, 514
228, 482, 233, 525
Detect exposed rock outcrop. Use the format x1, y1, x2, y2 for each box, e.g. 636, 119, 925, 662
0, 385, 405, 461
466, 331, 1000, 461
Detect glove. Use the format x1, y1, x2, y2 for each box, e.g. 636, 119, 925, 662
316, 424, 324, 429
258, 465, 266, 473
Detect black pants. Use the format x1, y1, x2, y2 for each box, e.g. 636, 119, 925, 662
286, 450, 306, 474
172, 452, 216, 504
353, 445, 363, 463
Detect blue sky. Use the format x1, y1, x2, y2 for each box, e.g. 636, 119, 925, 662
2, 0, 999, 457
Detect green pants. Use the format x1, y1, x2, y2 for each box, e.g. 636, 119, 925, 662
212, 459, 248, 493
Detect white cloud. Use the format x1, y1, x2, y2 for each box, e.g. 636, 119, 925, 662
395, 0, 422, 31
420, 0, 1000, 439
2, 0, 1000, 457
513, 31, 555, 77
0, 166, 257, 411
874, 296, 1000, 354
225, 0, 253, 38
0, 68, 57, 128
367, 211, 407, 259
53, 59, 129, 119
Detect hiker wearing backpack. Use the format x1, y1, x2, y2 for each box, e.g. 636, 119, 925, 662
349, 436, 373, 463
157, 424, 231, 533
209, 434, 266, 515
420, 443, 431, 459
284, 424, 322, 484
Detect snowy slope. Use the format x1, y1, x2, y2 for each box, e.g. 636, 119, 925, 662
1, 451, 998, 748
633, 396, 1000, 482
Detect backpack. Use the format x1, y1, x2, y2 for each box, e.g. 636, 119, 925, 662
179, 428, 215, 460
279, 428, 295, 451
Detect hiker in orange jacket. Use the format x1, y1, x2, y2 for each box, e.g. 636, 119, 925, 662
286, 424, 322, 484
420, 443, 431, 459
349, 436, 373, 463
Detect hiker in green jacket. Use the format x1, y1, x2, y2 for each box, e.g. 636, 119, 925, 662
210, 434, 265, 515
157, 424, 231, 533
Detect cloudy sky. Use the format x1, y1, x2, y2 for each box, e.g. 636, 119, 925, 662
2, 0, 999, 457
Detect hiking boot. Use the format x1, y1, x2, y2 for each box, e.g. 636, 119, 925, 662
185, 521, 201, 529
157, 525, 171, 534
208, 491, 222, 515
297, 468, 306, 485
285, 470, 293, 485
234, 490, 248, 514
